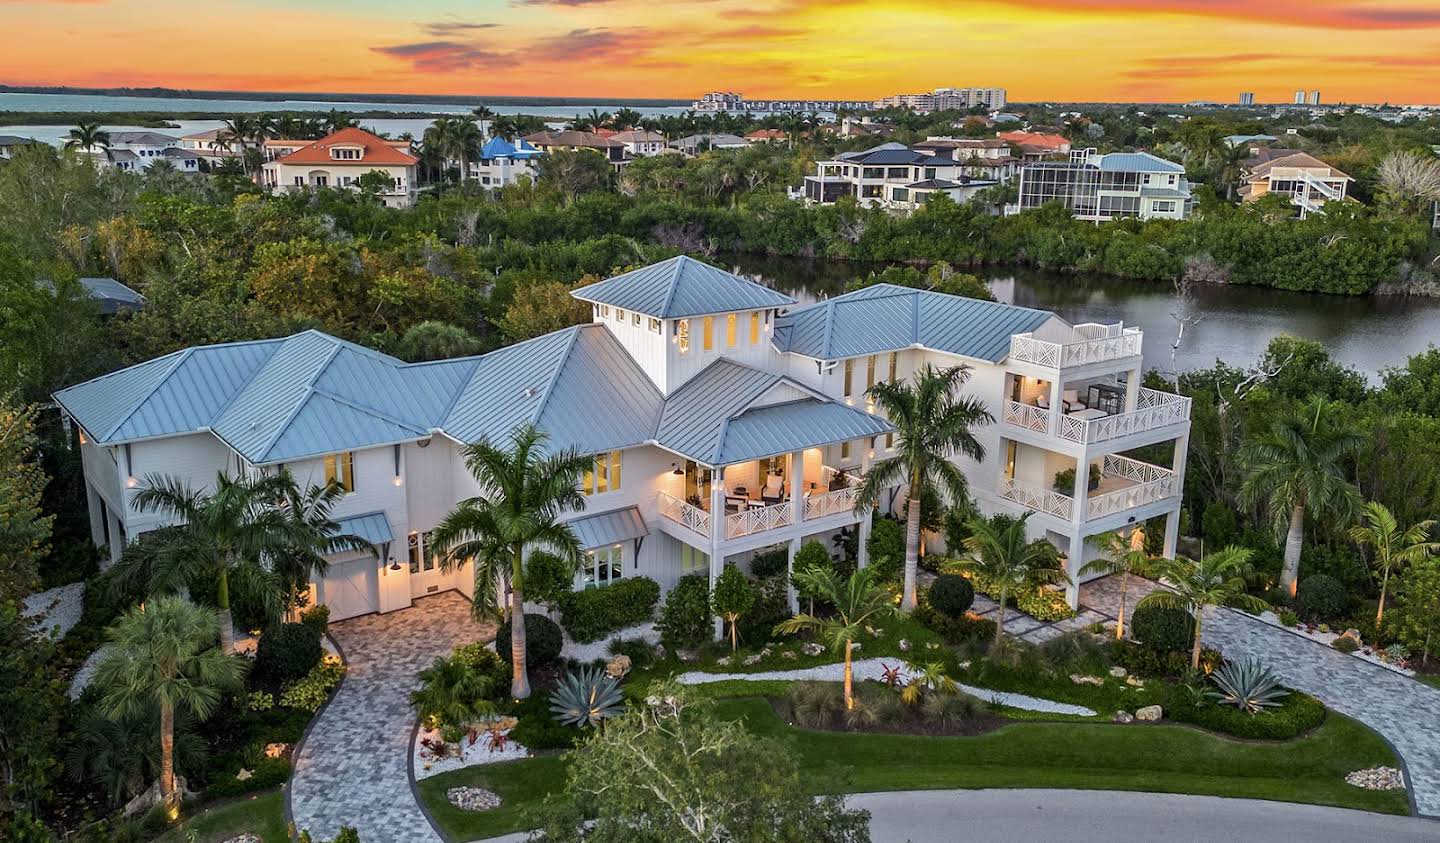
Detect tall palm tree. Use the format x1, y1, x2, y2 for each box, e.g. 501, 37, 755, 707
1349, 501, 1438, 626
1080, 528, 1153, 640
450, 119, 484, 183
612, 107, 642, 130
952, 513, 1068, 646
855, 363, 993, 611
775, 565, 895, 709
490, 115, 519, 142
272, 480, 373, 615
430, 425, 590, 699
1138, 547, 1267, 669
472, 105, 495, 139
1240, 396, 1364, 597
65, 121, 110, 153
94, 596, 244, 818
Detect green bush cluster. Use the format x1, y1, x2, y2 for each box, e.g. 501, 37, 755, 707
737, 575, 791, 646
558, 576, 661, 643
657, 574, 712, 652
1298, 574, 1351, 622
504, 693, 579, 750
1167, 689, 1326, 739
204, 755, 291, 799
255, 622, 324, 683
865, 517, 905, 583
750, 547, 788, 579
965, 571, 1075, 622
1112, 639, 1222, 678
1129, 604, 1195, 653
1201, 502, 1239, 548
278, 657, 345, 712
495, 613, 564, 667
607, 637, 657, 671
1332, 635, 1360, 653
299, 604, 330, 637
928, 574, 974, 617
913, 599, 996, 643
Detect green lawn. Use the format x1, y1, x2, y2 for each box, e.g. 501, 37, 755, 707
156, 790, 288, 843
420, 695, 1409, 841
1415, 673, 1440, 690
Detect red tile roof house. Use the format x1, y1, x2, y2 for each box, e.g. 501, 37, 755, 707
997, 130, 1072, 160
260, 128, 419, 208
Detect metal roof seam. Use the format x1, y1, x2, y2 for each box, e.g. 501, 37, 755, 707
251, 341, 344, 464
528, 325, 584, 431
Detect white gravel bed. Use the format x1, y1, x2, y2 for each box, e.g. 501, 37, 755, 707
413, 726, 531, 779
1250, 611, 1414, 676
68, 644, 109, 700
561, 620, 658, 663
676, 658, 1098, 717
23, 582, 84, 639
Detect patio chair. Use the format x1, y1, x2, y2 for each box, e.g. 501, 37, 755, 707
760, 473, 785, 505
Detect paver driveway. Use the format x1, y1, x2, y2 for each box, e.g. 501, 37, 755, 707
288, 592, 494, 841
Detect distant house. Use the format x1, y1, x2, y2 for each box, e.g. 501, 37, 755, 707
79, 132, 201, 174
260, 127, 419, 208
1224, 134, 1279, 148
1011, 148, 1194, 221
525, 131, 628, 167
996, 130, 1071, 160
180, 129, 242, 165
744, 128, 788, 143
472, 136, 542, 188
914, 137, 1020, 182
610, 130, 668, 157
670, 134, 751, 155
0, 134, 43, 161
1238, 149, 1352, 219
40, 276, 145, 315
800, 142, 998, 209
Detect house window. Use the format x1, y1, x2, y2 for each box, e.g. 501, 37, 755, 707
677, 319, 691, 354
649, 317, 662, 333
582, 544, 624, 588
866, 355, 877, 392
600, 305, 610, 318
324, 452, 355, 492
422, 529, 437, 571
726, 313, 737, 348
843, 359, 855, 397
313, 175, 328, 187
885, 431, 895, 449
583, 450, 622, 495
840, 440, 851, 460
749, 311, 760, 344
617, 309, 626, 322
293, 176, 305, 186
408, 532, 421, 574
703, 317, 714, 350
888, 351, 898, 383
633, 312, 642, 327
680, 543, 709, 575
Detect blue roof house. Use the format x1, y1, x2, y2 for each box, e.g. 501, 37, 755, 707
56, 256, 1189, 621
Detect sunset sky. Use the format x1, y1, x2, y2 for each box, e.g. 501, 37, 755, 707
5, 0, 1440, 103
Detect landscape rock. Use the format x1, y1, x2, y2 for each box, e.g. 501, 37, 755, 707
1135, 705, 1162, 722
263, 742, 289, 759
235, 768, 253, 781
605, 654, 632, 679
742, 653, 764, 666
1345, 767, 1405, 791
899, 638, 911, 652
801, 642, 825, 656
1112, 711, 1134, 724
221, 835, 262, 843
447, 786, 502, 811
1070, 674, 1104, 686
1109, 666, 1127, 678
1125, 676, 1145, 687
781, 650, 797, 660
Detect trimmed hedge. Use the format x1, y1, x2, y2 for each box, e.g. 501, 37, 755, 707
495, 613, 564, 667
929, 574, 974, 617
1298, 574, 1350, 622
1130, 603, 1195, 653
750, 547, 788, 579
866, 517, 905, 582
557, 576, 661, 643
1167, 689, 1326, 740
255, 622, 323, 683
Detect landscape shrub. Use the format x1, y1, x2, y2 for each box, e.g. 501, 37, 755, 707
255, 622, 323, 683
607, 637, 657, 671
1200, 502, 1238, 548
912, 599, 995, 643
928, 574, 974, 617
793, 540, 834, 577
1297, 574, 1351, 622
557, 576, 660, 643
736, 576, 791, 646
1332, 635, 1360, 653
1112, 639, 1221, 678
1300, 545, 1371, 595
1166, 689, 1326, 739
750, 547, 788, 579
204, 755, 291, 799
1129, 603, 1195, 653
657, 574, 711, 652
495, 613, 564, 667
279, 658, 345, 712
524, 550, 576, 608
1016, 587, 1074, 621
299, 604, 330, 637
504, 694, 578, 750
865, 517, 905, 582
1277, 608, 1299, 627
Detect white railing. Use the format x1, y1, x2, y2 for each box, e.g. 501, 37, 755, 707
1058, 388, 1191, 444
657, 491, 711, 538
725, 500, 794, 539
1085, 454, 1177, 520
999, 478, 1074, 520
1008, 325, 1143, 369
1003, 400, 1051, 433
806, 483, 861, 520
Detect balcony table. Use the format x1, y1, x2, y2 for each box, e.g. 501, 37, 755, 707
1069, 408, 1107, 421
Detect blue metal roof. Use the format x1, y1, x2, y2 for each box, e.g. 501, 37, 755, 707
334, 511, 393, 546
479, 136, 542, 160
571, 256, 793, 318
567, 506, 648, 550
773, 284, 1054, 363
78, 277, 146, 312
1097, 152, 1185, 174
717, 400, 891, 464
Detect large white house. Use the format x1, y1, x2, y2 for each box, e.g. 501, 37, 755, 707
79, 132, 202, 174
1012, 148, 1195, 221
801, 142, 999, 210
260, 128, 419, 208
54, 256, 1189, 623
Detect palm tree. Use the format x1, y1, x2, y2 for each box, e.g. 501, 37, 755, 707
65, 121, 110, 153
472, 105, 495, 138
94, 596, 244, 818
855, 363, 993, 611
490, 115, 518, 142
1139, 547, 1267, 669
430, 425, 590, 699
775, 565, 895, 710
1349, 501, 1438, 626
272, 479, 372, 615
952, 513, 1068, 646
451, 119, 484, 182
1080, 529, 1153, 640
612, 108, 642, 130
1240, 396, 1364, 597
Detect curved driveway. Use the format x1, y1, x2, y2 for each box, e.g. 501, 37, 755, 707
288, 592, 493, 842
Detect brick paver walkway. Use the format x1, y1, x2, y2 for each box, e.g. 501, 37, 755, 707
288, 592, 494, 841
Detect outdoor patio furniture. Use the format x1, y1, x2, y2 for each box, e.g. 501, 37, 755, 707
1087, 382, 1125, 415
1069, 407, 1107, 421
760, 474, 785, 504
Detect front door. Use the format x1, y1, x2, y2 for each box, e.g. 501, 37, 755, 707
408, 530, 446, 598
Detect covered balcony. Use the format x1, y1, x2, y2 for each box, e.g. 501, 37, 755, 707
657, 456, 862, 542
1002, 369, 1190, 446
999, 452, 1178, 525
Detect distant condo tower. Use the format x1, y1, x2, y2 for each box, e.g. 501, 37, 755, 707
1239, 92, 1255, 106
1309, 90, 1321, 106
1293, 90, 1306, 105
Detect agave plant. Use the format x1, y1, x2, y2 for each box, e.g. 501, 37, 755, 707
1207, 657, 1290, 713
549, 665, 625, 728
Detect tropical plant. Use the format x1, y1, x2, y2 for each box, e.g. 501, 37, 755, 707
775, 565, 895, 709
855, 363, 993, 611
125, 470, 371, 652
927, 573, 974, 617
1207, 657, 1290, 713
93, 596, 244, 817
271, 479, 369, 614
410, 651, 502, 729
1080, 528, 1152, 639
1239, 396, 1364, 596
65, 121, 110, 152
1137, 547, 1267, 669
549, 665, 625, 728
1376, 151, 1440, 218
951, 513, 1068, 645
898, 660, 958, 706
710, 565, 755, 652
1397, 557, 1440, 666
65, 706, 206, 806
429, 424, 589, 698
1348, 501, 1438, 625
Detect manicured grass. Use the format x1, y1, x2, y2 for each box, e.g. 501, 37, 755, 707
156, 790, 288, 843
416, 756, 567, 841
1415, 672, 1440, 690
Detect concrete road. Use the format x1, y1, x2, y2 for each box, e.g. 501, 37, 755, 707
845, 789, 1436, 843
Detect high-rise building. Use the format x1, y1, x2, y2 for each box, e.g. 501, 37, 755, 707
1309, 90, 1321, 106
876, 87, 1006, 112
1239, 92, 1255, 106
1294, 90, 1306, 105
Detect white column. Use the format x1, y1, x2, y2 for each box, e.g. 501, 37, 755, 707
1171, 433, 1189, 495
789, 450, 804, 526
1071, 451, 1088, 524
1065, 528, 1085, 609
1125, 367, 1141, 412
1163, 509, 1180, 560
857, 510, 872, 569
1047, 377, 1064, 436
786, 537, 801, 612
709, 466, 726, 640
85, 483, 105, 548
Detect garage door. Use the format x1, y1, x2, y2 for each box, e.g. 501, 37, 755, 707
321, 557, 379, 621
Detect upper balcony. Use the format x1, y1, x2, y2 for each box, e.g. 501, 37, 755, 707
1002, 386, 1191, 446
656, 466, 862, 544
1009, 323, 1143, 370
998, 453, 1178, 525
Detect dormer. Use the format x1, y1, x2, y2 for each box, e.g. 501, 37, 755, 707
330, 144, 365, 161
570, 256, 794, 396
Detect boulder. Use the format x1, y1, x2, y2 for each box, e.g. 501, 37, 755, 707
447, 785, 502, 812
1135, 705, 1163, 722
1112, 711, 1134, 724
235, 768, 253, 781
1109, 666, 1127, 678
605, 654, 632, 679
1070, 674, 1104, 686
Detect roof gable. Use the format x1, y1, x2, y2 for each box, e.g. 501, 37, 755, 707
570, 256, 793, 319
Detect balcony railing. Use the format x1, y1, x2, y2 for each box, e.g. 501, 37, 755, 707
806, 482, 861, 520
657, 491, 711, 538
999, 478, 1074, 520
1004, 388, 1190, 444
725, 500, 794, 539
1086, 454, 1177, 520
1009, 324, 1143, 369
1003, 400, 1051, 434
